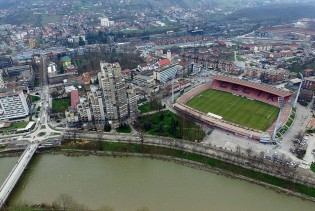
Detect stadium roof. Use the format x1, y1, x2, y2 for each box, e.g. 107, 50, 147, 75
212, 75, 291, 98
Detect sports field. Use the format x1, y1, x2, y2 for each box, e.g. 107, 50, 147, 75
186, 89, 280, 131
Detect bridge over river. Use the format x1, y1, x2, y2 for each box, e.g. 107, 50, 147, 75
0, 142, 39, 208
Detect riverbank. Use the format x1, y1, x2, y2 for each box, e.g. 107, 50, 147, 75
60, 141, 315, 201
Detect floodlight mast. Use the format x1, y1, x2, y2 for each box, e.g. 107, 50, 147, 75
293, 72, 303, 108
272, 97, 284, 142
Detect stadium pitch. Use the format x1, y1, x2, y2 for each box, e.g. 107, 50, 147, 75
186, 89, 280, 131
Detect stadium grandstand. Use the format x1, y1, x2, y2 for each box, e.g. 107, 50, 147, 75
211, 75, 291, 107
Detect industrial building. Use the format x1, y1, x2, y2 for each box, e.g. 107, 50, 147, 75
0, 90, 30, 120
153, 65, 182, 83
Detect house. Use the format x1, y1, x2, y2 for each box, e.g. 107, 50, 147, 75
133, 75, 155, 87
299, 88, 313, 103
155, 58, 170, 68
82, 71, 99, 85
137, 63, 152, 72
122, 69, 133, 79
304, 69, 315, 77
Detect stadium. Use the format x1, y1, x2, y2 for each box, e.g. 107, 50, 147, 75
174, 75, 292, 141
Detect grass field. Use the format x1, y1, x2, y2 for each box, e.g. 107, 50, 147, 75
186, 89, 279, 131
52, 98, 70, 113
0, 122, 29, 132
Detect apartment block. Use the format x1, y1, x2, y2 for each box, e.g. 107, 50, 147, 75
98, 62, 128, 127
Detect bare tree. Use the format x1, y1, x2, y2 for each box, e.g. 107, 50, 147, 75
246, 147, 253, 158
55, 194, 76, 211
236, 145, 241, 154
258, 151, 265, 161
72, 129, 79, 140
139, 130, 144, 145
97, 126, 104, 151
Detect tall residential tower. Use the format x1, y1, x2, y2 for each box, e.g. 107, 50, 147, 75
98, 62, 128, 127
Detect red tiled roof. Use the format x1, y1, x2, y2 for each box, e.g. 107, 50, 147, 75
82, 77, 90, 84
304, 69, 314, 73
212, 75, 292, 98
179, 61, 188, 66
122, 69, 132, 74
158, 58, 170, 66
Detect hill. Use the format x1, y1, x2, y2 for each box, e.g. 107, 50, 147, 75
229, 3, 315, 24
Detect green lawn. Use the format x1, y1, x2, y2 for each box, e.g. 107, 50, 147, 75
31, 95, 40, 103
186, 89, 279, 131
116, 124, 132, 133
37, 132, 46, 137
311, 163, 315, 173
138, 103, 152, 113
52, 98, 70, 112
138, 102, 163, 114
34, 79, 41, 87
0, 122, 29, 132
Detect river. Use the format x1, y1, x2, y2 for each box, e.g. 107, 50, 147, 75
1, 154, 315, 211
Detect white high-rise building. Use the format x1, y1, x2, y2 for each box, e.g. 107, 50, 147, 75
167, 49, 172, 61
101, 17, 110, 27
98, 62, 129, 127
0, 71, 5, 89
100, 17, 114, 27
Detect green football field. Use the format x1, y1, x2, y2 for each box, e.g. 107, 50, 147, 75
186, 89, 280, 131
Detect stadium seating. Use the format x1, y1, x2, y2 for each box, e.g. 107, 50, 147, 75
177, 83, 212, 104
211, 80, 281, 107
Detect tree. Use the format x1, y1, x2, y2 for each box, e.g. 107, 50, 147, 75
130, 71, 134, 80
169, 117, 177, 137
259, 151, 265, 161
236, 145, 241, 154
158, 123, 164, 135
144, 120, 152, 131
159, 112, 164, 121
60, 64, 65, 74
55, 194, 76, 211
104, 120, 111, 132
97, 127, 103, 151
78, 37, 85, 46
246, 147, 253, 158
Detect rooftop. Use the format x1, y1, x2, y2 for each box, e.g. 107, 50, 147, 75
157, 58, 170, 66
61, 56, 71, 62
304, 77, 315, 82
